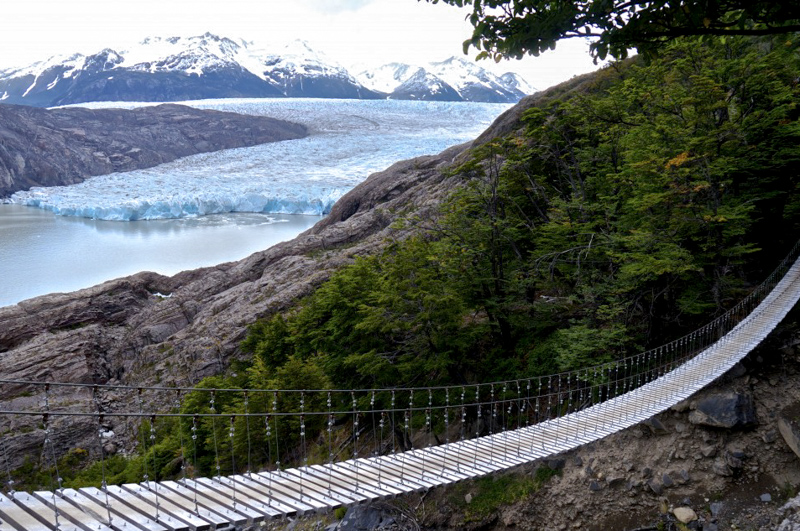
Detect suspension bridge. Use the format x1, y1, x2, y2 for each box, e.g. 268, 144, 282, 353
2, 242, 800, 530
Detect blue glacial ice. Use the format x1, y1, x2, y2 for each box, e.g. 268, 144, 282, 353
11, 98, 510, 221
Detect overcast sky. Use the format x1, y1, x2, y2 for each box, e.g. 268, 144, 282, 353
0, 0, 605, 91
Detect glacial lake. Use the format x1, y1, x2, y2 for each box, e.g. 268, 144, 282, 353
1, 98, 510, 307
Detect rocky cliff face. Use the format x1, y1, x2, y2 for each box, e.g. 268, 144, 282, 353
0, 102, 308, 197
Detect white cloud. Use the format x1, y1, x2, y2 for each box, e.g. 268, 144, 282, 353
299, 0, 376, 14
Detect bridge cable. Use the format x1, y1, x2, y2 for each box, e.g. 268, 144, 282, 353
42, 384, 62, 530
326, 390, 333, 498
190, 415, 199, 514
92, 385, 113, 527
244, 391, 253, 477
299, 390, 305, 503
264, 409, 274, 507
1, 415, 14, 497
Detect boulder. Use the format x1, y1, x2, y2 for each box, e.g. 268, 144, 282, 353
688, 391, 757, 429
644, 417, 669, 435
712, 458, 733, 477
778, 402, 800, 461
673, 507, 698, 524
338, 505, 396, 531
647, 479, 663, 495
778, 493, 800, 531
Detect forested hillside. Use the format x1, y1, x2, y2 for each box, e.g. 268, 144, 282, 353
10, 34, 800, 491
242, 35, 800, 392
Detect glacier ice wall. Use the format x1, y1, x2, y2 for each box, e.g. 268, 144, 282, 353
11, 98, 509, 221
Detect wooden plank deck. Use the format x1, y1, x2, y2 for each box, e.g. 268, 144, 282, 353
2, 260, 798, 530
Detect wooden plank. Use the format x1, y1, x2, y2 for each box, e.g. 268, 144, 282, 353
0, 492, 54, 531
275, 467, 362, 505
344, 457, 444, 490
33, 491, 114, 531
104, 485, 188, 531
306, 464, 390, 501
160, 480, 249, 527
361, 456, 442, 489
214, 475, 295, 516
193, 477, 278, 520
119, 483, 213, 531
291, 464, 395, 500
424, 445, 506, 478
402, 450, 473, 483
57, 489, 118, 529
230, 473, 312, 514
414, 448, 472, 480
321, 460, 406, 497
7, 492, 83, 531
308, 463, 392, 500
447, 440, 518, 472
148, 481, 235, 527
234, 469, 341, 511
206, 474, 309, 516
236, 471, 338, 512
220, 473, 314, 515
75, 487, 169, 531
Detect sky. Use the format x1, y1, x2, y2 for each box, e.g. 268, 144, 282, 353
0, 0, 606, 91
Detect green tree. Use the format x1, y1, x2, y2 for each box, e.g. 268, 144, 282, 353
242, 34, 800, 389
425, 0, 800, 60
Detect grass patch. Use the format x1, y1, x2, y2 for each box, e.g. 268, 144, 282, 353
450, 467, 560, 522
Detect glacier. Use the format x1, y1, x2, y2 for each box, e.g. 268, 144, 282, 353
11, 98, 509, 221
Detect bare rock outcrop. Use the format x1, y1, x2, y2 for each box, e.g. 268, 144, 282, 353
0, 102, 308, 197
779, 401, 800, 460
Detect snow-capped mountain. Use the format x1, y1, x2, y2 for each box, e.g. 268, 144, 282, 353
355, 57, 533, 103
390, 68, 461, 101
429, 57, 529, 102
257, 40, 380, 99
0, 34, 533, 107
500, 72, 536, 96
0, 34, 379, 106
357, 63, 420, 94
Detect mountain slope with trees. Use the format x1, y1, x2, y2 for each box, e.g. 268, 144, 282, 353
1, 34, 799, 490
241, 35, 800, 394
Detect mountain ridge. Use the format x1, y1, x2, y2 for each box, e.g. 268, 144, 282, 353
0, 33, 533, 107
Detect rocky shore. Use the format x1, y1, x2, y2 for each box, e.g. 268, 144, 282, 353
0, 102, 308, 197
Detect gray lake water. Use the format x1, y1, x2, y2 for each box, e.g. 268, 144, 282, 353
0, 204, 319, 307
